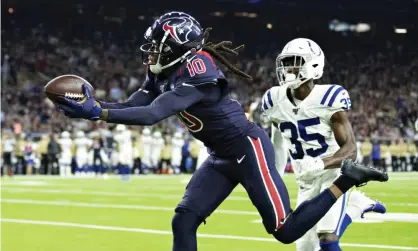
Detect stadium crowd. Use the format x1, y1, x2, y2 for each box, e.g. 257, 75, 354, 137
1, 4, 418, 176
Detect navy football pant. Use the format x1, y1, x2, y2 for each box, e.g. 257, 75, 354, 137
173, 132, 337, 250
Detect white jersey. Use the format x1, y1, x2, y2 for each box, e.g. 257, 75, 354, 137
171, 138, 184, 167
114, 130, 133, 166
2, 138, 15, 152
74, 137, 92, 167
263, 84, 351, 169
114, 130, 133, 149
151, 137, 165, 167
58, 138, 73, 164
197, 140, 209, 169
141, 135, 153, 167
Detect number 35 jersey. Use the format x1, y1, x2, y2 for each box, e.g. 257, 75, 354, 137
262, 84, 351, 161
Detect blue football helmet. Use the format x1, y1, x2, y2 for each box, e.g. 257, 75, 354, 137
140, 11, 205, 74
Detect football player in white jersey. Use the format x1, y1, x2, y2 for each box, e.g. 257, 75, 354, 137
171, 132, 185, 174
58, 131, 73, 176
262, 38, 386, 251
151, 131, 165, 171
141, 128, 153, 172
74, 131, 92, 176
114, 124, 133, 181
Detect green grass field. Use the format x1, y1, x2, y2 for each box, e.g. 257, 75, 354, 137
1, 173, 418, 251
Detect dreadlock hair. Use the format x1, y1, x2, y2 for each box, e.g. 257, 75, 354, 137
202, 28, 253, 81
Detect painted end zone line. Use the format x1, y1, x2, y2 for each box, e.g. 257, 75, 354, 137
2, 218, 418, 250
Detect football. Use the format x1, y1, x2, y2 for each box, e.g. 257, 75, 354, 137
44, 74, 94, 103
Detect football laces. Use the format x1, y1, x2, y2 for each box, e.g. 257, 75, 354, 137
64, 92, 85, 100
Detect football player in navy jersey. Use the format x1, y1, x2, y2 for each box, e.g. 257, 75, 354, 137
57, 11, 388, 250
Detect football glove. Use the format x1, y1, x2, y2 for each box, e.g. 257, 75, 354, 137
293, 155, 325, 181
56, 84, 102, 120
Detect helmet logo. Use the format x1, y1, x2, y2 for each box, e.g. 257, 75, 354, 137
162, 17, 196, 44
307, 40, 322, 56
163, 22, 181, 43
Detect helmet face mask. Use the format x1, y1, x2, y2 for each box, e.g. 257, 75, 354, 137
276, 54, 310, 89
140, 40, 177, 73
276, 38, 325, 89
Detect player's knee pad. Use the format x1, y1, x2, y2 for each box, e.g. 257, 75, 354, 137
318, 233, 341, 251
318, 233, 339, 242
171, 208, 203, 237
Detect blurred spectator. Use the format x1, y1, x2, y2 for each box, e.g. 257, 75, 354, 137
14, 134, 26, 175
38, 135, 50, 174
408, 139, 417, 171
371, 141, 383, 171
2, 131, 15, 177
47, 134, 61, 175
360, 137, 372, 166
389, 140, 400, 172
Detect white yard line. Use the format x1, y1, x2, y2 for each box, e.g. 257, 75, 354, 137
2, 218, 418, 250
0, 199, 259, 215
2, 198, 417, 220
1, 187, 250, 201
3, 188, 418, 207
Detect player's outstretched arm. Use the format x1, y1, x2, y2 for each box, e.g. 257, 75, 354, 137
98, 71, 157, 109
322, 111, 357, 169
98, 88, 156, 109
100, 84, 207, 125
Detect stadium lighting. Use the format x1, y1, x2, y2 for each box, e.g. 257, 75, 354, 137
212, 11, 225, 17
355, 23, 371, 33
266, 23, 273, 29
8, 8, 14, 14
394, 28, 407, 34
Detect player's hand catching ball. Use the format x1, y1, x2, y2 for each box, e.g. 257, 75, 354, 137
57, 84, 102, 121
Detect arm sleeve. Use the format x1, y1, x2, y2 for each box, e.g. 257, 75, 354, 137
107, 84, 207, 125
324, 86, 351, 121
99, 88, 155, 109
261, 87, 280, 120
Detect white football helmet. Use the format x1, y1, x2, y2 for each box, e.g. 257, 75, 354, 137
116, 124, 127, 131
276, 38, 325, 89
61, 131, 70, 138
75, 131, 85, 138
142, 128, 151, 136
153, 131, 162, 138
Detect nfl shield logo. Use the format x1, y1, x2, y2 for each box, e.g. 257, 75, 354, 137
293, 108, 299, 115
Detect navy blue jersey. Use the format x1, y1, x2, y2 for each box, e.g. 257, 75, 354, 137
101, 51, 257, 156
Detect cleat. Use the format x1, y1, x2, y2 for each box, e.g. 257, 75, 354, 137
341, 159, 388, 187
347, 190, 386, 220
362, 201, 386, 218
